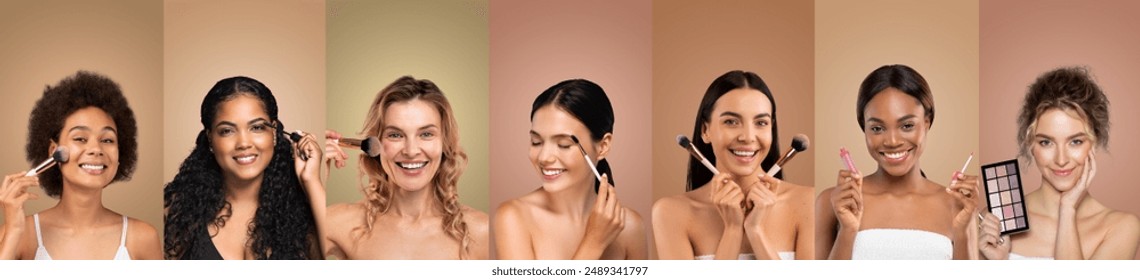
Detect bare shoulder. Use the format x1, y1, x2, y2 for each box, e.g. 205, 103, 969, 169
1105, 209, 1140, 237
460, 205, 490, 234
494, 197, 535, 226
816, 186, 837, 202
652, 193, 695, 219
621, 205, 645, 230
126, 217, 159, 239
125, 216, 163, 260
327, 202, 368, 238
328, 201, 367, 222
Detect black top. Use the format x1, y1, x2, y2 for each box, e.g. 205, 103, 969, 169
180, 226, 223, 260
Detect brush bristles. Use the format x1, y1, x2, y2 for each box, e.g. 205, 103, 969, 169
53, 146, 69, 163
791, 134, 810, 152
676, 135, 690, 148
361, 136, 381, 157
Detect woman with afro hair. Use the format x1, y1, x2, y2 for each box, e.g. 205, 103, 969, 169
1, 71, 162, 260
164, 76, 327, 260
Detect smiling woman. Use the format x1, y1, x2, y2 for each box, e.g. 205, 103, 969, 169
163, 76, 327, 260
323, 76, 489, 260
1, 71, 162, 260
493, 79, 647, 260
652, 70, 814, 260
978, 67, 1140, 260
816, 65, 980, 260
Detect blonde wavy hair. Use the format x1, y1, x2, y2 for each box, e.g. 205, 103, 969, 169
355, 76, 471, 259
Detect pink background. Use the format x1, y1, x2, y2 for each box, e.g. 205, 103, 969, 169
488, 0, 654, 259
980, 0, 1140, 259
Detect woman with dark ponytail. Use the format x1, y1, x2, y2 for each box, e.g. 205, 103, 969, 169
494, 79, 647, 260
164, 76, 326, 260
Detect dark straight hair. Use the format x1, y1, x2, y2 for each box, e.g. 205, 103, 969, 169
686, 70, 782, 191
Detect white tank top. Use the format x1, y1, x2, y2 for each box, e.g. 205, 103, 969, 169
33, 214, 131, 260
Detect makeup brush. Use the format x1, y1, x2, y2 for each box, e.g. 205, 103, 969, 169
337, 136, 382, 158
26, 146, 69, 177
675, 135, 718, 175
765, 134, 810, 177
569, 135, 604, 182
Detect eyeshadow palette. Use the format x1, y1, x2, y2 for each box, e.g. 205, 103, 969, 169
982, 159, 1030, 235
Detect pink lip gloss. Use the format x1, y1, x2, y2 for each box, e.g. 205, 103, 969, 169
840, 147, 858, 174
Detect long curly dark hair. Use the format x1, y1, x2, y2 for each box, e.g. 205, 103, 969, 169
164, 76, 319, 260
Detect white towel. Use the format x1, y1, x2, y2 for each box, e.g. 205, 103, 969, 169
694, 251, 795, 260
852, 228, 953, 260
1009, 252, 1053, 260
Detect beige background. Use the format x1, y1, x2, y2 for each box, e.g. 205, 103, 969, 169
488, 0, 653, 258
814, 0, 980, 194
163, 0, 326, 195
980, 0, 1140, 259
325, 0, 490, 212
0, 0, 164, 232
651, 0, 815, 259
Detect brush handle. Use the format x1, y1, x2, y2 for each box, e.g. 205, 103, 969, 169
766, 165, 782, 177
338, 138, 363, 147
699, 158, 719, 175
25, 159, 57, 177
583, 154, 604, 182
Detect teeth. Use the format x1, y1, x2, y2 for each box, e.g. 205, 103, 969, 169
731, 149, 756, 157
883, 151, 907, 159
542, 169, 565, 176
235, 155, 256, 163
80, 164, 105, 170
397, 161, 427, 169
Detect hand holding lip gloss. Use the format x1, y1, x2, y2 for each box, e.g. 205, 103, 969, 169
948, 152, 975, 196
839, 147, 858, 174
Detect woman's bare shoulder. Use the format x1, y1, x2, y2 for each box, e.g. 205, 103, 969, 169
1103, 208, 1140, 236
494, 196, 539, 225
460, 204, 490, 229
327, 201, 369, 229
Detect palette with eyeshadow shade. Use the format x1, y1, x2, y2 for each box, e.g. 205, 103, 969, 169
982, 159, 1030, 235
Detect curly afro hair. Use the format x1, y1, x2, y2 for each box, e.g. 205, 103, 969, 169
26, 71, 138, 198
1017, 66, 1110, 159
163, 76, 319, 260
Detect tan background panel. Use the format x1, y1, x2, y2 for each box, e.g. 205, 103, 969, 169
651, 0, 814, 259
162, 0, 326, 241
815, 0, 980, 194
0, 0, 164, 233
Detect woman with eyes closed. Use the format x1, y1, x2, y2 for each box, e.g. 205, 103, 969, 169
323, 76, 489, 260
652, 70, 814, 260
1, 71, 161, 260
816, 64, 980, 260
978, 67, 1139, 260
164, 76, 327, 260
494, 79, 647, 260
